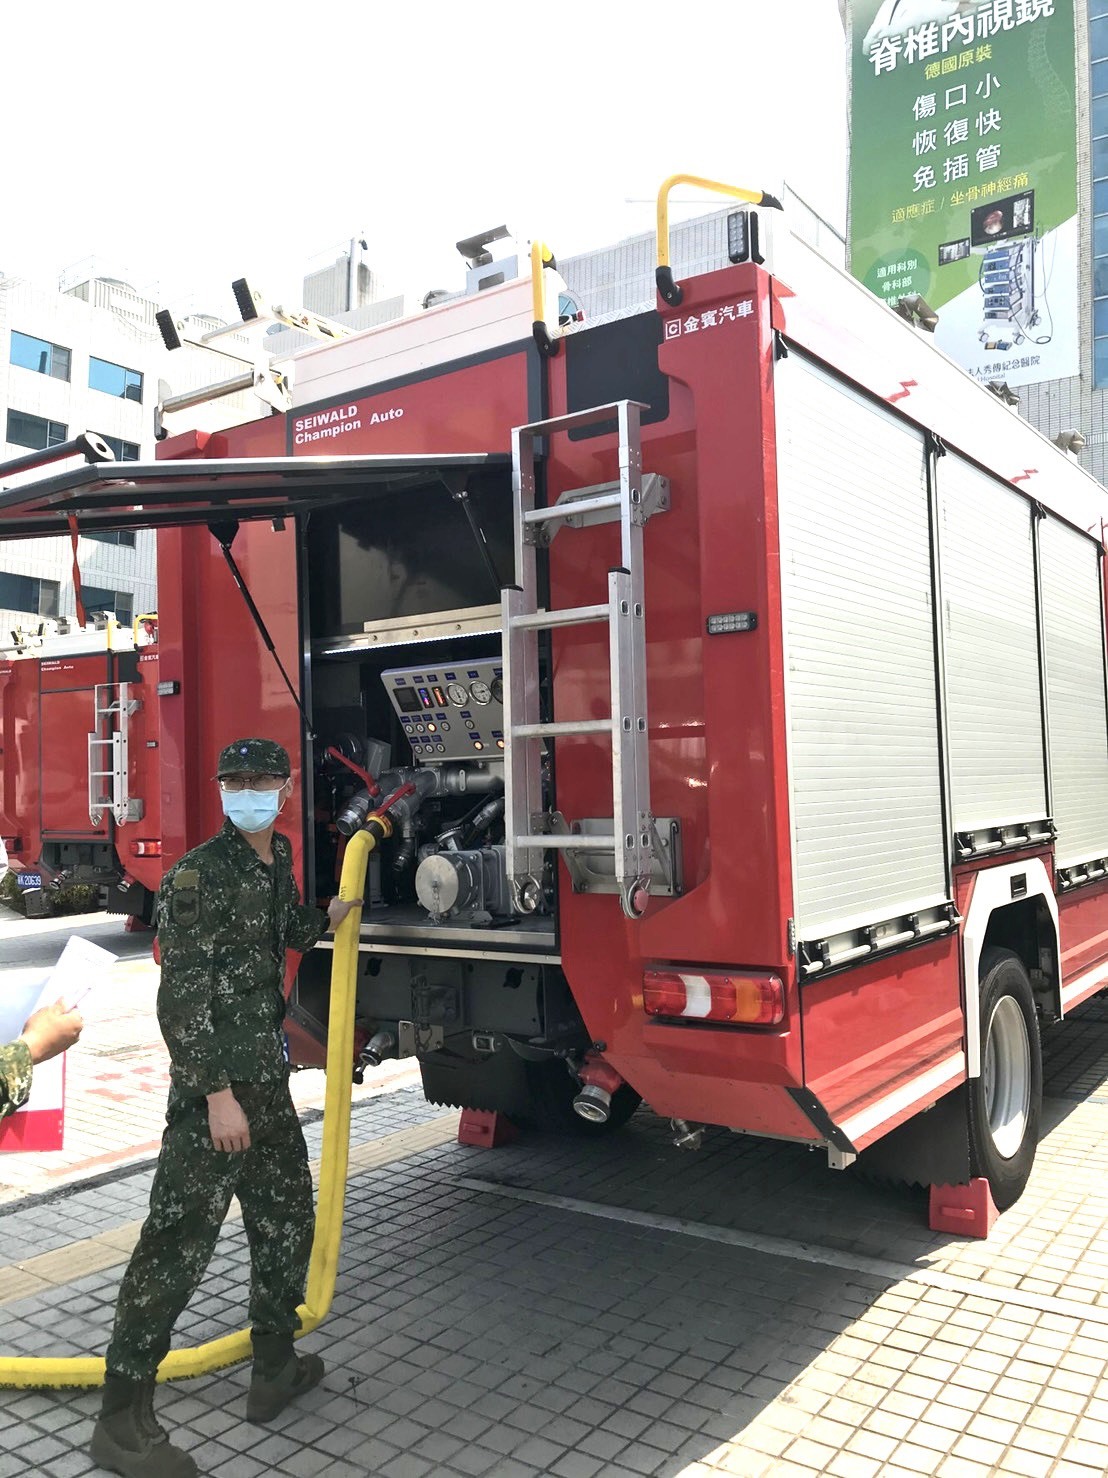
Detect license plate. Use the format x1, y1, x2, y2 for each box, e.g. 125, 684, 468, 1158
16, 873, 42, 889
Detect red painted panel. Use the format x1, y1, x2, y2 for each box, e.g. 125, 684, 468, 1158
39, 653, 109, 692
156, 521, 302, 875
41, 688, 107, 837
1058, 881, 1108, 985
121, 650, 163, 895
541, 267, 803, 1134
290, 351, 530, 457
0, 660, 38, 864
800, 935, 964, 1126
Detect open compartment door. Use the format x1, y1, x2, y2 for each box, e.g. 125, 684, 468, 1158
0, 453, 509, 539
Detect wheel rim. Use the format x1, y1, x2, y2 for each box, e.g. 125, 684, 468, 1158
982, 995, 1031, 1160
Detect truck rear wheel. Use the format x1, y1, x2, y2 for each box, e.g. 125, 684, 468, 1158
968, 948, 1042, 1210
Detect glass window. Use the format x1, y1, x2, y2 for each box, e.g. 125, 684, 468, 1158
1094, 16, 1108, 61
0, 573, 60, 618
1097, 216, 1108, 259
1097, 181, 1108, 216
88, 356, 143, 403
1096, 337, 1108, 388
1094, 0, 1108, 15
1096, 258, 1108, 300
84, 530, 137, 548
10, 331, 71, 381
1095, 300, 1108, 337
81, 586, 134, 624
1095, 137, 1108, 182
96, 433, 141, 462
1095, 96, 1108, 142
5, 410, 68, 452
1094, 59, 1108, 98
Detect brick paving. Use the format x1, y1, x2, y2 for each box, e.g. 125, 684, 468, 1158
0, 910, 419, 1204
0, 908, 1104, 1476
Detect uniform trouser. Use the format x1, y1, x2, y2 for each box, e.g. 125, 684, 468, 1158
105, 1073, 314, 1381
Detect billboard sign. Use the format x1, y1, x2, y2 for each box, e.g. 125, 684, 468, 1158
849, 0, 1078, 388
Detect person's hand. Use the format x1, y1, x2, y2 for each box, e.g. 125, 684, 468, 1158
326, 896, 363, 933
19, 1000, 84, 1065
207, 1088, 251, 1153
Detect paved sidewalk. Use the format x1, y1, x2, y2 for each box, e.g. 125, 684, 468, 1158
0, 996, 1104, 1477
0, 909, 419, 1203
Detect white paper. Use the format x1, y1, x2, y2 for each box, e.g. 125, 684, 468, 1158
44, 935, 119, 1011
0, 936, 118, 1042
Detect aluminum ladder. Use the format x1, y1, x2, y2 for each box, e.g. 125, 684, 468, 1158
88, 683, 144, 826
502, 399, 670, 920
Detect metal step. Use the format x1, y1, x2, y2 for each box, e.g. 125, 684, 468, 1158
514, 833, 616, 851
522, 473, 670, 545
512, 720, 613, 739
507, 603, 609, 632
523, 490, 621, 526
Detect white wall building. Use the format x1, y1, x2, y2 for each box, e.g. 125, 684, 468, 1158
0, 273, 262, 638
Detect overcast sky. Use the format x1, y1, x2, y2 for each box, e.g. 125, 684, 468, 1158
2, 1, 848, 317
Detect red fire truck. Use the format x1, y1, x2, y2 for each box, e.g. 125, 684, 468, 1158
1, 184, 1105, 1215
0, 614, 162, 923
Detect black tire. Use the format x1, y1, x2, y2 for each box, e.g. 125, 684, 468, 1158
968, 948, 1042, 1210
522, 1059, 642, 1136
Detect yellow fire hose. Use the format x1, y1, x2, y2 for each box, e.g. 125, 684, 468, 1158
0, 825, 378, 1389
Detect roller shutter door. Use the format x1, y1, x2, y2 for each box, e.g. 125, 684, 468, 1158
937, 457, 1046, 832
775, 354, 947, 940
1039, 516, 1108, 868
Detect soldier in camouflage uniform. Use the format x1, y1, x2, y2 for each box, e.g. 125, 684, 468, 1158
0, 1002, 84, 1121
91, 738, 359, 1478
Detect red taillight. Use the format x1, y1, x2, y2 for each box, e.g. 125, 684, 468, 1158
129, 840, 162, 857
643, 969, 785, 1026
642, 972, 688, 1017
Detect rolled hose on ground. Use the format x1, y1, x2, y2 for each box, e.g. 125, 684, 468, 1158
0, 826, 376, 1389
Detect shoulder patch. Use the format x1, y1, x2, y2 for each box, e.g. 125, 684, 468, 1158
169, 868, 201, 927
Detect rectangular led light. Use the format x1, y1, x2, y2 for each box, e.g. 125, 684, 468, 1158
706, 611, 757, 635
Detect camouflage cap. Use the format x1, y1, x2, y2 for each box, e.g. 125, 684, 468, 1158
216, 738, 291, 778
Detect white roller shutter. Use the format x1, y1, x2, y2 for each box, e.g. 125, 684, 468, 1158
775, 354, 947, 941
1039, 517, 1108, 868
938, 458, 1046, 831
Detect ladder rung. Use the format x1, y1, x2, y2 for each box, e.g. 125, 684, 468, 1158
523, 491, 621, 524
515, 833, 616, 851
516, 401, 648, 439
509, 603, 609, 631
513, 719, 612, 739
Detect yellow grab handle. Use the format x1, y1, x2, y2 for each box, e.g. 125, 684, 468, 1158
530, 240, 560, 357
655, 174, 783, 307
0, 829, 374, 1388
133, 611, 158, 646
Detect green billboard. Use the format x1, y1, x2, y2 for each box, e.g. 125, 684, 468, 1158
849, 0, 1078, 387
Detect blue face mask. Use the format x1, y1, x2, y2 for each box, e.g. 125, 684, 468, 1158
221, 788, 283, 834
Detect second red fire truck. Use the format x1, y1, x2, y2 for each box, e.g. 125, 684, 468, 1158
1, 181, 1106, 1218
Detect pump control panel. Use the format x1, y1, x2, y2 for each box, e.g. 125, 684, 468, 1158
382, 660, 506, 764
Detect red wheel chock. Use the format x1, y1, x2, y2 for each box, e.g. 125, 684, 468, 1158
457, 1109, 519, 1148
929, 1178, 998, 1238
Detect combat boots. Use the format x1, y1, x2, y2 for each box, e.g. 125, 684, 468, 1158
89, 1371, 197, 1477
247, 1330, 325, 1423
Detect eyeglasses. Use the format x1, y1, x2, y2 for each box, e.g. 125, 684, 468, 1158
217, 775, 287, 793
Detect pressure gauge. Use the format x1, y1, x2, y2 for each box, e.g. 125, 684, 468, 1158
490, 677, 503, 704
446, 682, 468, 706
470, 680, 492, 705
